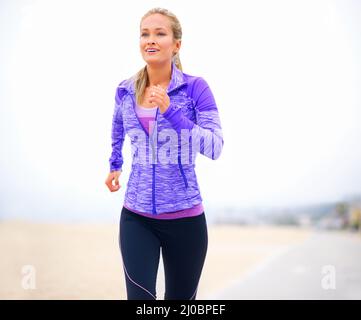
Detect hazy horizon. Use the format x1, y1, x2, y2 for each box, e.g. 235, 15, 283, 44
1, 0, 360, 222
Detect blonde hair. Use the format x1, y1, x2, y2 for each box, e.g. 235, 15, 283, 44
133, 7, 183, 105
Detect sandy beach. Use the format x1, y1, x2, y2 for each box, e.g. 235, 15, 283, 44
0, 219, 315, 299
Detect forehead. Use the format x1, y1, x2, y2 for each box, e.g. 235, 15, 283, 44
141, 14, 171, 31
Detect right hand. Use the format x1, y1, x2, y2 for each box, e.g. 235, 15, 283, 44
105, 170, 121, 192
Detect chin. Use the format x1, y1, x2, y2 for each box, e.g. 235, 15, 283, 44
145, 58, 165, 65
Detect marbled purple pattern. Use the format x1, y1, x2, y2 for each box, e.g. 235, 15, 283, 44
123, 202, 204, 220
109, 61, 224, 215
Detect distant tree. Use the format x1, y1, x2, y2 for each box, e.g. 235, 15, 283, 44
350, 207, 361, 231
335, 202, 349, 228
335, 202, 348, 217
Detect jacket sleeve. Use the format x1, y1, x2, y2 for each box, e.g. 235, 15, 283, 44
161, 77, 224, 160
108, 86, 126, 172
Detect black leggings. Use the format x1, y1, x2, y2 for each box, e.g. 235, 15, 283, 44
119, 206, 208, 300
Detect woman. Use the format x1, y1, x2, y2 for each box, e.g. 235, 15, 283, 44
105, 7, 224, 300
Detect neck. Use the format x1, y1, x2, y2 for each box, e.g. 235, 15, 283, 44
146, 61, 172, 88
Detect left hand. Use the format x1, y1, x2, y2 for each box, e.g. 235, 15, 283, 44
149, 85, 170, 114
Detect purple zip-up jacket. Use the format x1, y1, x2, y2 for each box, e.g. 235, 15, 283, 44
109, 61, 224, 215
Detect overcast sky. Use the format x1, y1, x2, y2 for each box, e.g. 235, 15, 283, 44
1, 0, 360, 222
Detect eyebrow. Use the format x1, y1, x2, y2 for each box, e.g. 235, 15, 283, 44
141, 27, 167, 31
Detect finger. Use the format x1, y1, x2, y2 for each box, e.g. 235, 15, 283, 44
156, 84, 166, 90
112, 185, 120, 192
149, 93, 162, 104
105, 178, 112, 188
150, 89, 162, 98
149, 92, 161, 101
106, 175, 119, 192
111, 186, 119, 192
151, 86, 166, 94
107, 182, 114, 192
149, 98, 163, 108
111, 183, 120, 192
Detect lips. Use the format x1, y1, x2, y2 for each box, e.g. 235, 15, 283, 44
145, 48, 159, 52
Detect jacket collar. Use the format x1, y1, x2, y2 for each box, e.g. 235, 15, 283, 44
119, 61, 187, 95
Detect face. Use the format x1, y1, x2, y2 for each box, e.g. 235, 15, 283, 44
140, 13, 181, 66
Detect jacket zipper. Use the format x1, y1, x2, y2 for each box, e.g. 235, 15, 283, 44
151, 108, 159, 214
178, 155, 188, 189
129, 94, 159, 215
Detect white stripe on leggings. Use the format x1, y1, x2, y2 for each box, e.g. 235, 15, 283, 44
123, 263, 157, 300
189, 284, 198, 300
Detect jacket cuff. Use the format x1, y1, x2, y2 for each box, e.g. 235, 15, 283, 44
161, 103, 195, 133
110, 164, 122, 172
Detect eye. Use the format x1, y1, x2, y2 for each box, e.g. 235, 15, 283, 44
140, 32, 166, 37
